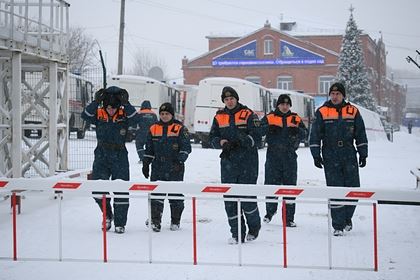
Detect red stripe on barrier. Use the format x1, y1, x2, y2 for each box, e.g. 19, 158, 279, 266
0, 181, 8, 188
346, 191, 375, 198
201, 186, 231, 193
129, 184, 158, 191
53, 182, 81, 189
275, 188, 303, 196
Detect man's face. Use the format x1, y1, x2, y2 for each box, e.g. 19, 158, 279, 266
277, 103, 290, 113
106, 106, 117, 116
159, 111, 173, 123
223, 96, 238, 110
329, 91, 344, 105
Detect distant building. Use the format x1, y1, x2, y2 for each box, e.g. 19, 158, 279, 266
182, 21, 406, 123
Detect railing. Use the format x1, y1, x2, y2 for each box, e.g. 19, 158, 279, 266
0, 0, 69, 59
1, 178, 420, 271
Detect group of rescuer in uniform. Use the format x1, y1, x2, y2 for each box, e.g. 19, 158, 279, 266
82, 81, 368, 242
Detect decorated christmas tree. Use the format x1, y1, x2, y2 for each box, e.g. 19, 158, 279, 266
336, 6, 377, 111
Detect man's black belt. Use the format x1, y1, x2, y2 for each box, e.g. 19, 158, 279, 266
98, 141, 125, 150
323, 140, 352, 147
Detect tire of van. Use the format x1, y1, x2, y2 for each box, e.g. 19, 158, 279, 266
77, 129, 86, 139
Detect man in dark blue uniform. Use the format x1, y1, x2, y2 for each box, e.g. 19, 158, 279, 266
209, 86, 261, 244
82, 86, 138, 234
135, 100, 158, 162
142, 103, 191, 232
261, 94, 306, 227
309, 82, 368, 236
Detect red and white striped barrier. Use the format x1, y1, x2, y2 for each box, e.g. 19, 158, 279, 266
1, 178, 420, 204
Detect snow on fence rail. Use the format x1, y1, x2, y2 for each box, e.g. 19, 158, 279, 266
1, 178, 420, 271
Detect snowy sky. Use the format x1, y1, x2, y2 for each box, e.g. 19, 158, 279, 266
68, 0, 420, 83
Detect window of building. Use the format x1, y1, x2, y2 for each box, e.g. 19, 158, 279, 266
264, 39, 273, 55
319, 76, 335, 94
245, 76, 261, 85
277, 76, 293, 90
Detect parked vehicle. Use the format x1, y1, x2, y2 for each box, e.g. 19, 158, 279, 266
194, 77, 272, 148
108, 75, 182, 142
173, 84, 198, 142
69, 73, 94, 139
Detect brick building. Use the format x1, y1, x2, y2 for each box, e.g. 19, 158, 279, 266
182, 21, 406, 123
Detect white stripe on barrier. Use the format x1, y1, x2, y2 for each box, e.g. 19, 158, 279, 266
0, 178, 420, 203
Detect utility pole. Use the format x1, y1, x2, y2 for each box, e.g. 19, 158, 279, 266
117, 0, 126, 75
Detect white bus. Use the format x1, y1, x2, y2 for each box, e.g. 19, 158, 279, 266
108, 75, 182, 141
194, 77, 272, 148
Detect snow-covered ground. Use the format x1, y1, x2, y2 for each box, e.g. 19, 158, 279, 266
1, 127, 420, 280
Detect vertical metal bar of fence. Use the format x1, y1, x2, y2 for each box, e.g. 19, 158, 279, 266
148, 193, 153, 263
282, 199, 287, 268
38, 0, 42, 49
24, 0, 28, 43
101, 195, 108, 263
192, 197, 197, 265
49, 0, 53, 52
237, 198, 242, 266
12, 193, 17, 261
327, 200, 332, 269
373, 203, 378, 271
57, 192, 63, 261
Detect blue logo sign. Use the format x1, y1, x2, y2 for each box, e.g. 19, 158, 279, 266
212, 40, 325, 67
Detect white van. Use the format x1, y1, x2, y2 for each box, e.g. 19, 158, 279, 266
173, 84, 198, 140
194, 77, 272, 147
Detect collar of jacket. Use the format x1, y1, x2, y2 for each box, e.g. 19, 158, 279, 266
224, 103, 245, 115
325, 100, 347, 109
274, 108, 291, 117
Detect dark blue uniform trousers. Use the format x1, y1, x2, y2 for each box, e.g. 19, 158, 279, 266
221, 159, 261, 241
92, 147, 130, 227
324, 152, 359, 230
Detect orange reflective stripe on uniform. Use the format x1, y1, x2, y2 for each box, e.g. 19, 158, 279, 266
342, 105, 358, 119
97, 108, 108, 121
139, 109, 154, 114
267, 114, 283, 127
150, 124, 163, 136
319, 107, 339, 120
235, 109, 251, 125
319, 105, 357, 120
97, 108, 125, 122
286, 114, 301, 127
215, 113, 230, 128
167, 123, 182, 137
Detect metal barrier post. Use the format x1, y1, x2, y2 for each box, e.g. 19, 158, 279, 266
12, 192, 17, 261
282, 199, 287, 268
373, 203, 378, 271
192, 197, 197, 265
327, 200, 332, 269
101, 195, 108, 263
57, 192, 63, 261
237, 198, 242, 266
148, 193, 153, 263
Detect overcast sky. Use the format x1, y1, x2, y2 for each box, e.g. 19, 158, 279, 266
68, 0, 420, 83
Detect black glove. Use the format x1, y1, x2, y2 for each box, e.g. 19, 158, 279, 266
142, 163, 150, 179
314, 157, 324, 169
119, 89, 129, 105
94, 89, 106, 103
359, 156, 367, 168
